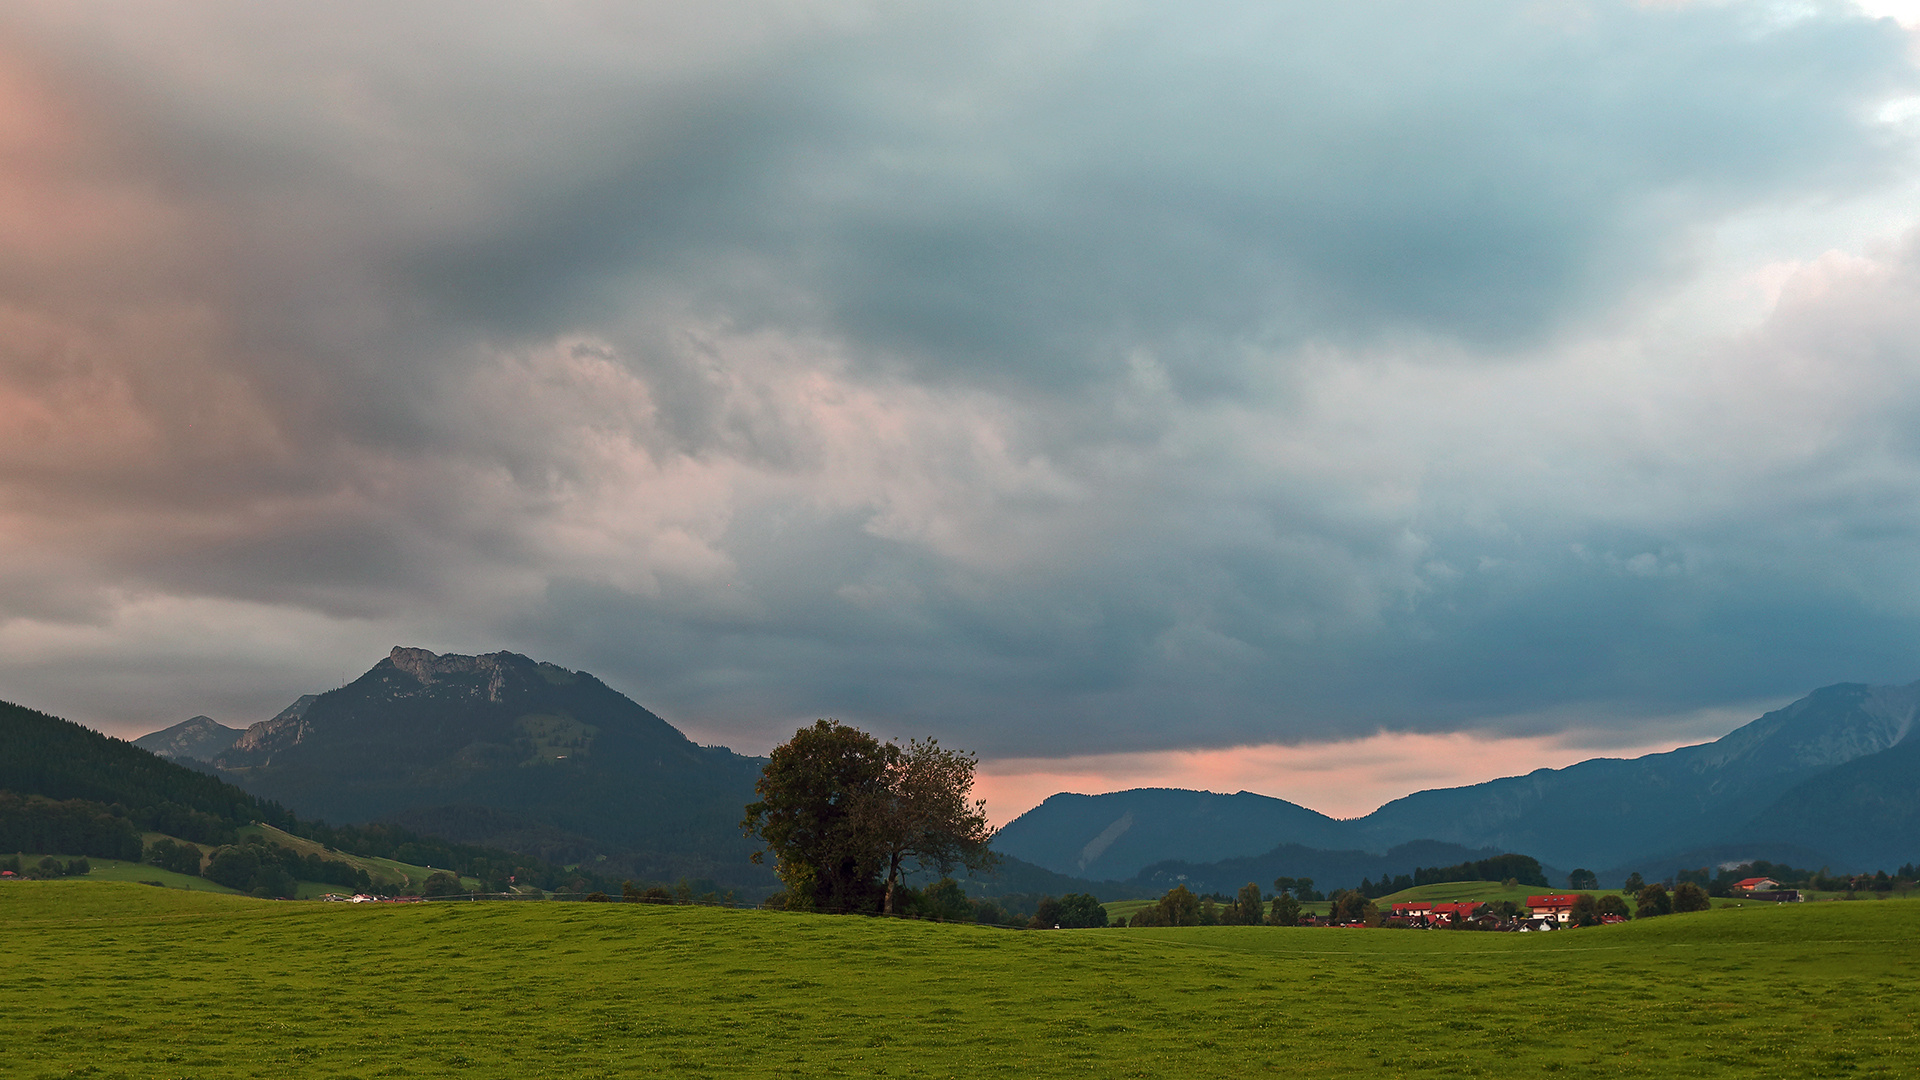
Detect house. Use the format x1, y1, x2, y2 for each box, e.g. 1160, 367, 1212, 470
1526, 894, 1580, 923
1747, 889, 1802, 903
1732, 877, 1780, 893
1517, 917, 1558, 932
1431, 901, 1483, 925
1391, 901, 1434, 925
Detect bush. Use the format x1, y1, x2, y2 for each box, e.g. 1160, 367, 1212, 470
1031, 892, 1108, 929
421, 871, 465, 898
145, 839, 204, 877
1672, 882, 1711, 913
920, 878, 974, 922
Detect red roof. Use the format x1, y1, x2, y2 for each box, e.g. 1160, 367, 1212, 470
1732, 877, 1778, 890
1432, 902, 1482, 918
1391, 902, 1433, 914
1527, 894, 1579, 908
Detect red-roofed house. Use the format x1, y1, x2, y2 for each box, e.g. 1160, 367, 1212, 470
1391, 901, 1434, 923
1732, 877, 1780, 893
1390, 900, 1486, 927
1527, 894, 1580, 923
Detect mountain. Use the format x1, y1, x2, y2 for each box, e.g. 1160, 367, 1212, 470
1000, 680, 1920, 880
1353, 680, 1920, 870
209, 647, 772, 889
1732, 736, 1920, 870
132, 715, 246, 762
993, 788, 1351, 881
0, 696, 636, 894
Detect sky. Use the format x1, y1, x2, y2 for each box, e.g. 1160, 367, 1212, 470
6, 1, 1920, 825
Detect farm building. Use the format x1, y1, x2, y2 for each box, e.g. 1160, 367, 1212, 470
1526, 895, 1579, 923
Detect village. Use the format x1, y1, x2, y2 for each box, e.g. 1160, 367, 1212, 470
1377, 877, 1803, 932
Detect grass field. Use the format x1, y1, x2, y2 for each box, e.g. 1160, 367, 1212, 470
3, 881, 1917, 1078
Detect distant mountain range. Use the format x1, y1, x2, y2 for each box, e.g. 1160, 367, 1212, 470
128, 656, 1920, 896
996, 680, 1920, 884
142, 647, 773, 890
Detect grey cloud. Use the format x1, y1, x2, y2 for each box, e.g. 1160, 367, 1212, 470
4, 2, 1920, 760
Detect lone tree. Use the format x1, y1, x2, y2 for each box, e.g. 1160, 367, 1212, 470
742, 720, 996, 915
860, 737, 998, 915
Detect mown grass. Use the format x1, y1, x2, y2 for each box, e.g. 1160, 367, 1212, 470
3, 881, 1917, 1078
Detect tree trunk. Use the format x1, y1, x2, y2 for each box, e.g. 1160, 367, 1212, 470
883, 853, 902, 915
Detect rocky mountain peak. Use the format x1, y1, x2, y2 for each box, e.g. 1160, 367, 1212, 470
386, 647, 539, 702
131, 714, 242, 762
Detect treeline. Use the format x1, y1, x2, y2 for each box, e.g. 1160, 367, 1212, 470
1, 855, 91, 879
1665, 860, 1920, 897
0, 792, 142, 861
285, 820, 615, 894
142, 835, 376, 897
1350, 854, 1548, 899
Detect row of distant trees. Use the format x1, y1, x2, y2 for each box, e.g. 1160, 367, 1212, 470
1349, 855, 1550, 899
1, 854, 90, 879
143, 834, 375, 898
1118, 875, 1726, 928
1561, 860, 1920, 899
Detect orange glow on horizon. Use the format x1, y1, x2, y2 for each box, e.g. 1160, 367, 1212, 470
972, 729, 1706, 828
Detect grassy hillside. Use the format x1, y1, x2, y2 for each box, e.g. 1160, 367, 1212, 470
4, 882, 1917, 1077
240, 823, 481, 896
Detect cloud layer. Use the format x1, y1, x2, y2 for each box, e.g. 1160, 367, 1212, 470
5, 1, 1920, 772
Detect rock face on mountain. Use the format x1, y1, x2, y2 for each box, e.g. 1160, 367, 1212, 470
131, 715, 243, 762
211, 647, 770, 888
999, 680, 1920, 880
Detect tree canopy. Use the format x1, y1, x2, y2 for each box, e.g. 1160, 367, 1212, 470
742, 720, 996, 915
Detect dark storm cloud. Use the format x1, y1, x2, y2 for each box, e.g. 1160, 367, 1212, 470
2, 1, 1920, 760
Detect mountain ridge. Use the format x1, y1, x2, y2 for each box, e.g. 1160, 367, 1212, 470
997, 679, 1920, 881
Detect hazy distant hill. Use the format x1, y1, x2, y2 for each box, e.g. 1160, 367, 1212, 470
999, 680, 1920, 880
1354, 681, 1920, 871
993, 788, 1351, 881
210, 647, 773, 889
132, 715, 245, 762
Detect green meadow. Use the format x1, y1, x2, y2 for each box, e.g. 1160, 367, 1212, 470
4, 882, 1917, 1079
